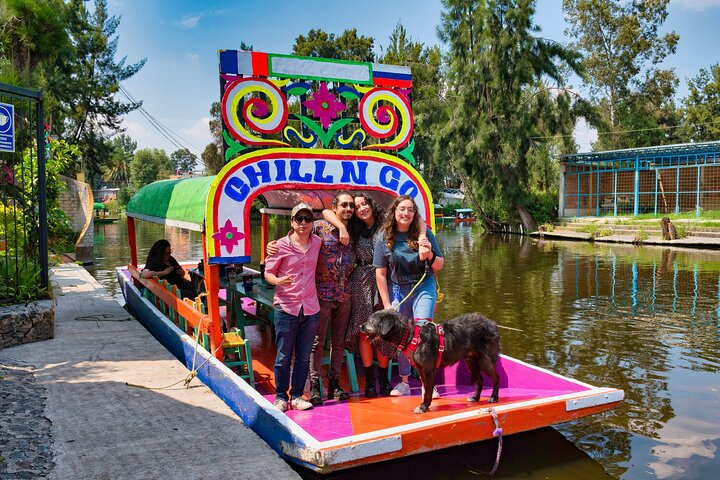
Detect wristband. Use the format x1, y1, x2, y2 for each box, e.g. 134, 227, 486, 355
429, 251, 437, 266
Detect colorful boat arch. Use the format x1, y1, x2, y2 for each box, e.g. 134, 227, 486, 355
205, 148, 434, 264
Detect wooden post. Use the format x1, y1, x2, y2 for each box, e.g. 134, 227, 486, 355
127, 216, 140, 288
260, 211, 269, 263
202, 232, 224, 361
127, 216, 138, 266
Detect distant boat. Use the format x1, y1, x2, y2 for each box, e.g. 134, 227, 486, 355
440, 208, 477, 223
93, 202, 120, 224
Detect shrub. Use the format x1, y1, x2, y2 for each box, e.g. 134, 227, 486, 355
633, 229, 648, 244
0, 256, 52, 302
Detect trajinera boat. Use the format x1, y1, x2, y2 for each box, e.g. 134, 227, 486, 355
117, 50, 624, 473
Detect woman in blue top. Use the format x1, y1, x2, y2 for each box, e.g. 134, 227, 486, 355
373, 195, 444, 397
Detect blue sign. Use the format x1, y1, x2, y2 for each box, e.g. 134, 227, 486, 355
0, 102, 14, 153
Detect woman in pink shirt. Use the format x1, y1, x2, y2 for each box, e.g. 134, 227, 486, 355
264, 203, 322, 412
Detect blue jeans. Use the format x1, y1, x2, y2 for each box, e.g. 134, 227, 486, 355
396, 276, 437, 377
273, 307, 319, 401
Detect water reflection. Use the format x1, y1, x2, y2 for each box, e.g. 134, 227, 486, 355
93, 221, 720, 479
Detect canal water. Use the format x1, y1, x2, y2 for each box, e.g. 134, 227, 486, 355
90, 220, 720, 479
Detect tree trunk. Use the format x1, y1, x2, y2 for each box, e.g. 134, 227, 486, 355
516, 204, 537, 233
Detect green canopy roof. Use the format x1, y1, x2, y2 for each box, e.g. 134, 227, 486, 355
93, 202, 106, 210
126, 177, 214, 231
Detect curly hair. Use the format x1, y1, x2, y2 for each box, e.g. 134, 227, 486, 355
348, 192, 384, 241
380, 195, 423, 250
146, 239, 170, 266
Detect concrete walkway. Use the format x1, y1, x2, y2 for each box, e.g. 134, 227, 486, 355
0, 264, 300, 480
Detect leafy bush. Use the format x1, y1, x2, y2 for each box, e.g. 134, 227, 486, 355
527, 190, 558, 225
674, 223, 688, 239
0, 256, 51, 302
633, 229, 648, 244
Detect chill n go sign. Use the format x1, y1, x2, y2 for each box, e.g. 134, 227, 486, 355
0, 102, 14, 153
205, 149, 434, 263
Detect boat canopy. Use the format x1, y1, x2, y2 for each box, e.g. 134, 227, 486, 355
126, 177, 214, 231
126, 175, 402, 233
454, 208, 474, 213
93, 202, 106, 210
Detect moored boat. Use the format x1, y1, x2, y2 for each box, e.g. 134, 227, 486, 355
117, 49, 623, 473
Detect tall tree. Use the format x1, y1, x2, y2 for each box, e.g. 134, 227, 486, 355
293, 29, 375, 62
51, 0, 145, 186
0, 0, 69, 87
102, 133, 135, 186
563, 0, 679, 149
201, 143, 224, 176
170, 148, 197, 175
680, 64, 720, 142
378, 23, 451, 196
438, 0, 583, 231
129, 148, 171, 190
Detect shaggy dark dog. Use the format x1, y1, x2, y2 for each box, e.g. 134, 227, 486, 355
361, 309, 501, 414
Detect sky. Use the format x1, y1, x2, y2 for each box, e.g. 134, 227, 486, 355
107, 0, 720, 162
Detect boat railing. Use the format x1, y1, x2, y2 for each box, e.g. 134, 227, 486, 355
128, 264, 213, 348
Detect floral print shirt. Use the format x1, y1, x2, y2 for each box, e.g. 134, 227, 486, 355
313, 220, 356, 303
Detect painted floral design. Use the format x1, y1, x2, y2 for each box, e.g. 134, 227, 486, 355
212, 218, 245, 254
303, 82, 345, 129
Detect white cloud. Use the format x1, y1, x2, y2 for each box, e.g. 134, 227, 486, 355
672, 0, 720, 11
178, 117, 212, 154
573, 117, 597, 152
179, 15, 201, 28
185, 53, 199, 62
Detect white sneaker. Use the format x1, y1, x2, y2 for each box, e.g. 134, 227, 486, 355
421, 386, 441, 399
274, 398, 288, 412
390, 381, 410, 396
290, 397, 314, 411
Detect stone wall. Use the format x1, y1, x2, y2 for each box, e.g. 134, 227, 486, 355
0, 300, 54, 349
58, 174, 94, 264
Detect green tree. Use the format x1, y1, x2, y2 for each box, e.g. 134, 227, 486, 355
680, 64, 720, 142
438, 0, 583, 231
102, 133, 135, 186
293, 29, 375, 62
170, 148, 197, 174
130, 148, 171, 190
563, 0, 679, 149
377, 23, 451, 196
51, 0, 145, 186
0, 0, 69, 87
201, 142, 224, 176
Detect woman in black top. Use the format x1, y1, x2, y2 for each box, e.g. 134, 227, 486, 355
141, 239, 197, 300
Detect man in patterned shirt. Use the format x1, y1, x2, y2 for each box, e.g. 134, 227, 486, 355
308, 191, 357, 405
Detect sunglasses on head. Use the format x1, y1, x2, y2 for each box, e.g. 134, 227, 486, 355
293, 215, 313, 224
338, 202, 355, 209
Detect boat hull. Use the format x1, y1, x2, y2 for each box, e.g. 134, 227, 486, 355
117, 266, 623, 473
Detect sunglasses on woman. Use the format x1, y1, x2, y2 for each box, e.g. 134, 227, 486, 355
293, 215, 313, 224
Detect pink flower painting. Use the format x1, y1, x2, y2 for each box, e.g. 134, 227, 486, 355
303, 82, 345, 129
212, 218, 245, 254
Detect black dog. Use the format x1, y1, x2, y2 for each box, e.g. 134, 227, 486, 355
361, 309, 501, 414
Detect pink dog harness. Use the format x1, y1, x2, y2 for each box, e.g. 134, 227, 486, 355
398, 318, 445, 369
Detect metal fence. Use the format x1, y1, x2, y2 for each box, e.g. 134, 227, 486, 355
0, 82, 48, 304
559, 142, 720, 218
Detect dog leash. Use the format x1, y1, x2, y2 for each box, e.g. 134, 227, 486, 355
393, 259, 443, 310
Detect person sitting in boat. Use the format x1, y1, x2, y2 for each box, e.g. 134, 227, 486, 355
141, 239, 197, 300
374, 195, 444, 398
264, 202, 322, 412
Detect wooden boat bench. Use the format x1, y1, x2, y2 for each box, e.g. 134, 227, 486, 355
221, 329, 255, 388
